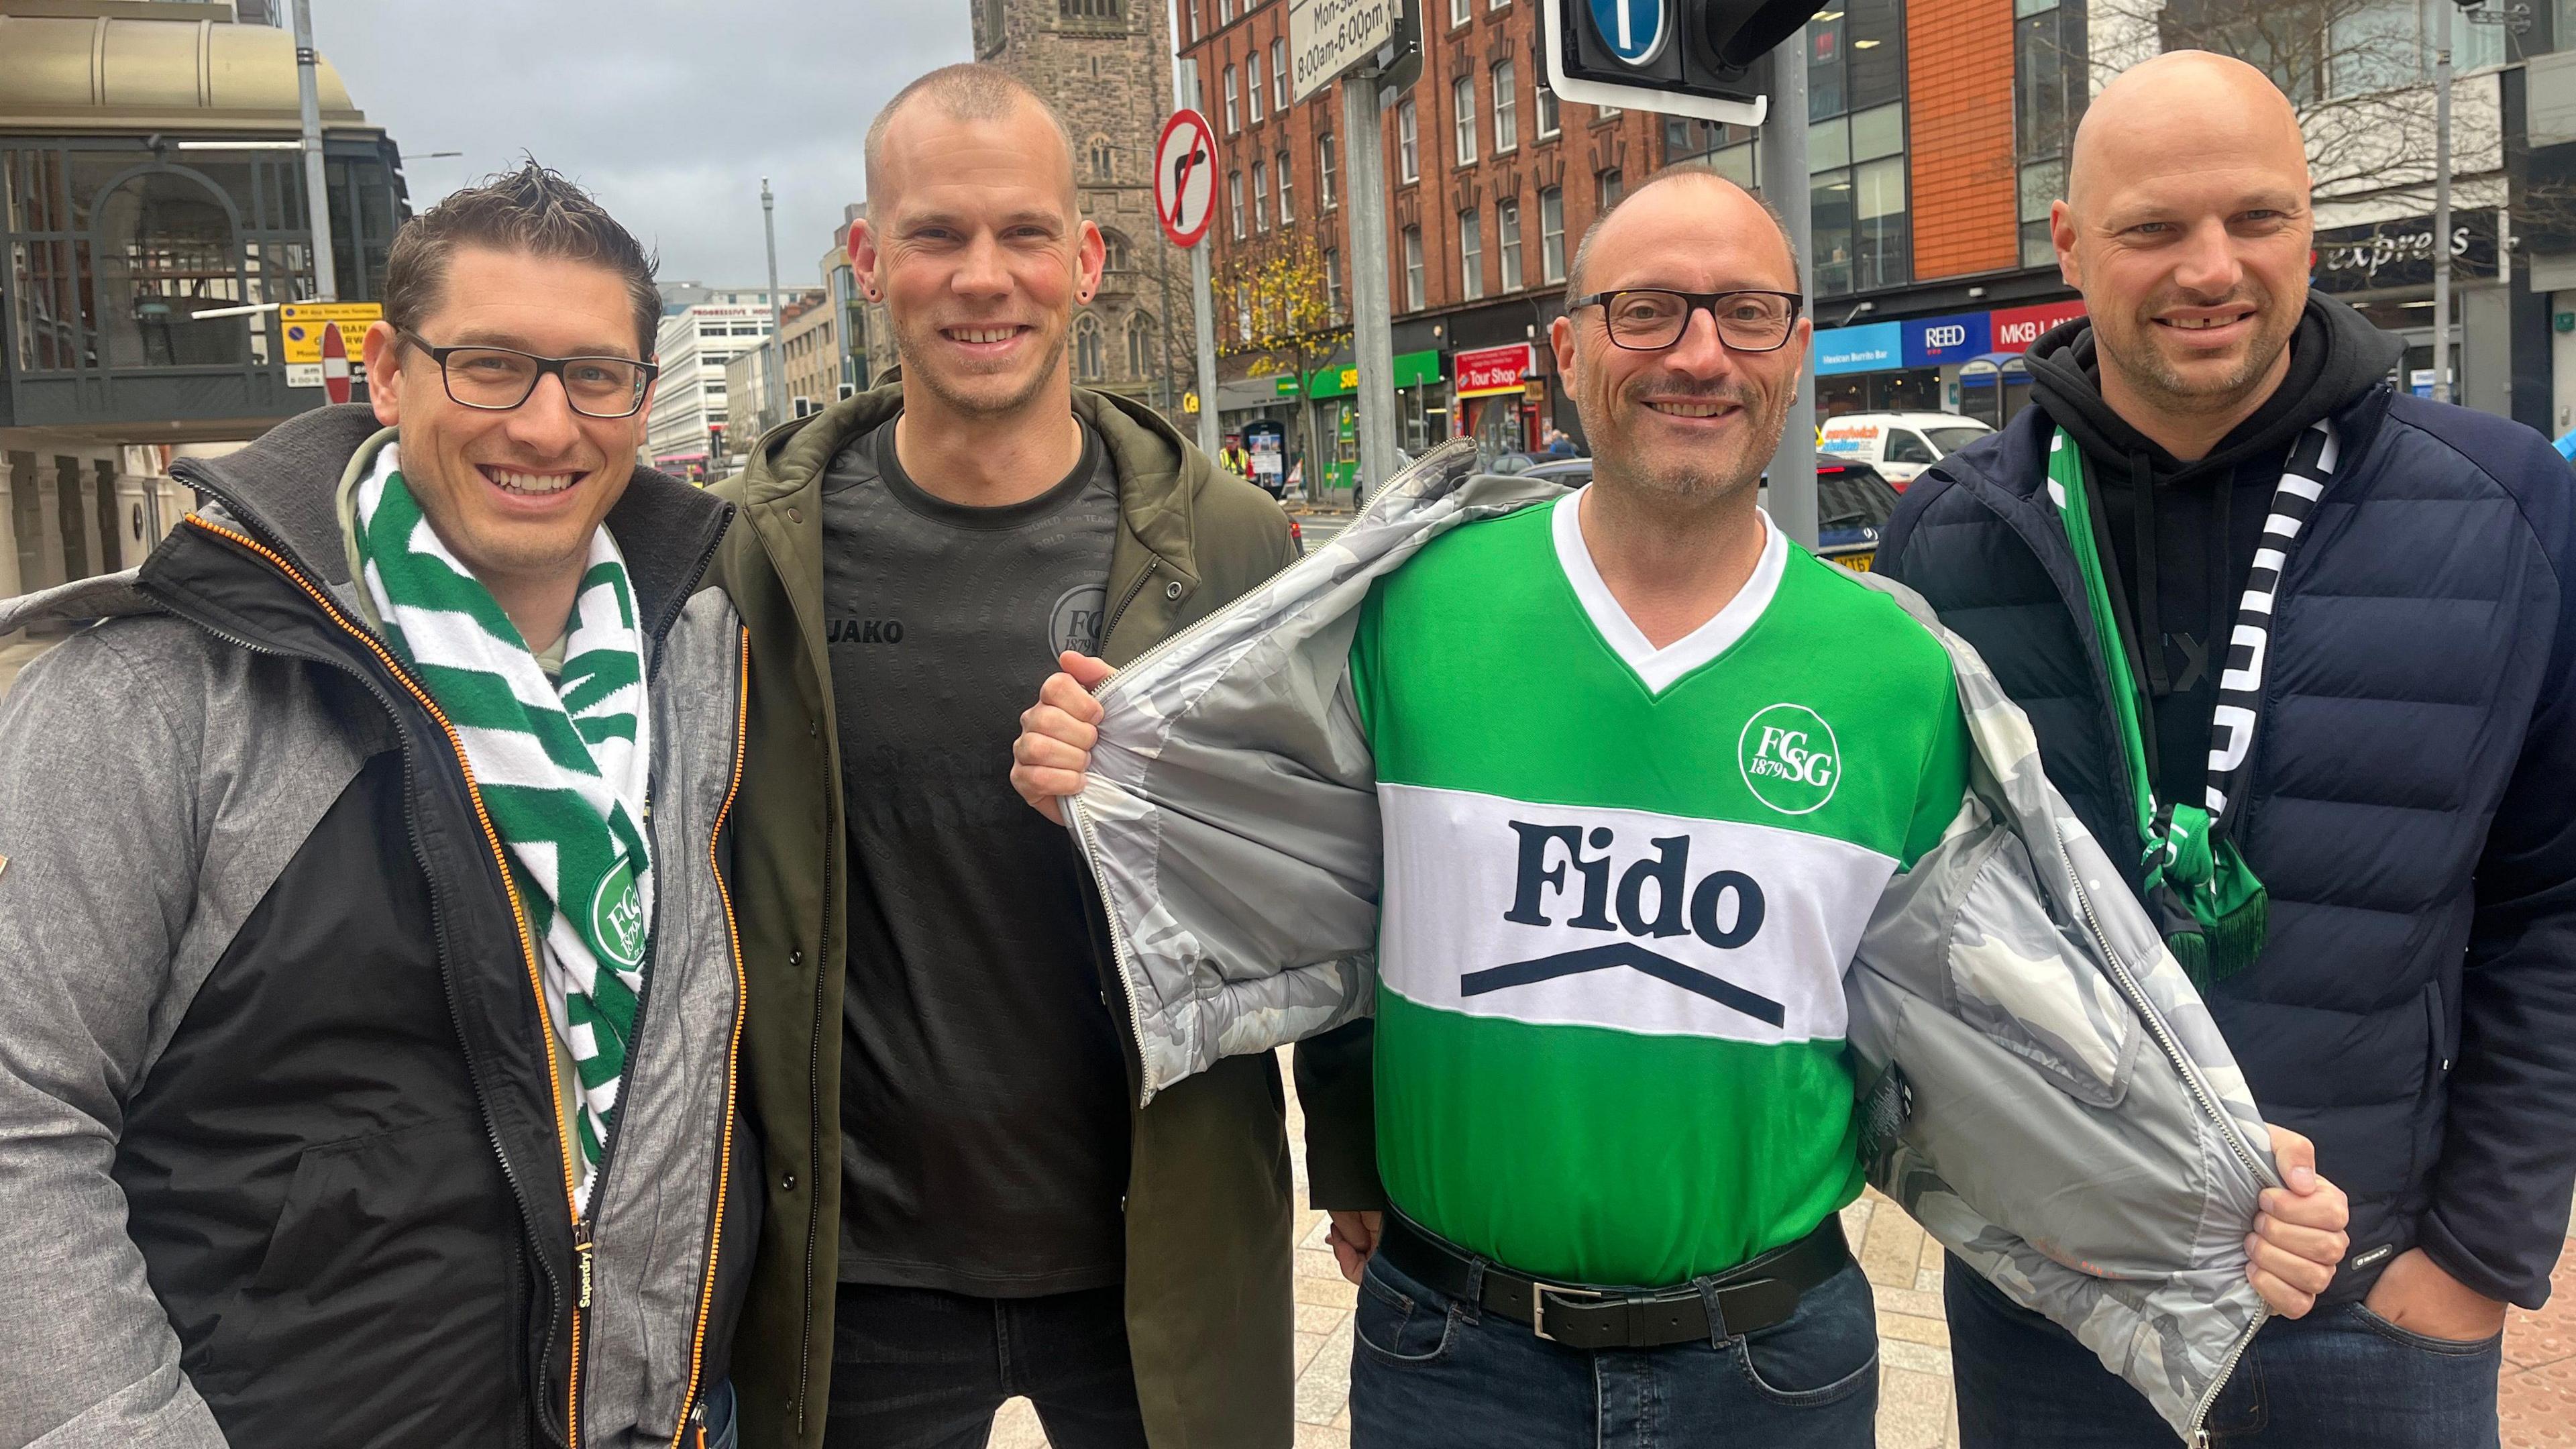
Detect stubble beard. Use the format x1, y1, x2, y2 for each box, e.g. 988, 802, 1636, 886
1575, 374, 1787, 516
2103, 293, 2299, 421
893, 310, 1067, 420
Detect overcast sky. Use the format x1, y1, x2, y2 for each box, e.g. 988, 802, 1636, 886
313, 1, 973, 290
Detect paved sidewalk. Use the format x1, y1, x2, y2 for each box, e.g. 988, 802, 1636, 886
992, 1053, 2576, 1448
994, 1057, 1966, 1448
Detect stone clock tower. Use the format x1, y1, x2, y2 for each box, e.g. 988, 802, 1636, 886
973, 0, 1195, 411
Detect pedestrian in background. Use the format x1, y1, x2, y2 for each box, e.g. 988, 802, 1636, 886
1884, 51, 2576, 1447
708, 64, 1367, 1449
0, 162, 758, 1448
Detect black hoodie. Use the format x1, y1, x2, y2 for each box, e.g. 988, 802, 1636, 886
2023, 294, 2402, 798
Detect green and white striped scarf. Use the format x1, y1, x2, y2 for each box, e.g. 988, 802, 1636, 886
355, 443, 651, 1212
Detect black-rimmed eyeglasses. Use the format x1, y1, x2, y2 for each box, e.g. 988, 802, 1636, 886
1568, 289, 1804, 353
398, 333, 659, 419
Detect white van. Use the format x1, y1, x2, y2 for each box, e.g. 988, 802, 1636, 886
1817, 412, 1994, 488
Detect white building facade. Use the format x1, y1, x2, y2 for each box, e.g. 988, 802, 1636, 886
645, 299, 786, 481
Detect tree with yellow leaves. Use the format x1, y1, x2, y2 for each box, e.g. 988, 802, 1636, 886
1215, 231, 1350, 498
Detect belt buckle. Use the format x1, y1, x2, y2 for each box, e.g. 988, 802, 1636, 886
1528, 1279, 1607, 1343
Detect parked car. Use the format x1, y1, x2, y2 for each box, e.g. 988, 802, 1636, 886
1817, 411, 1992, 488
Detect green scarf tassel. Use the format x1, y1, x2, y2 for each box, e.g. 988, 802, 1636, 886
2044, 431, 2269, 990
2144, 802, 2267, 987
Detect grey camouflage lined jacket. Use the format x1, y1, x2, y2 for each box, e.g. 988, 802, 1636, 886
1061, 439, 2286, 1443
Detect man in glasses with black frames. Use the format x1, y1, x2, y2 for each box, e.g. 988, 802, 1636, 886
1014, 162, 2354, 1449
0, 161, 762, 1448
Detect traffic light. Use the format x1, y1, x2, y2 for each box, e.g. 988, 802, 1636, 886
1542, 0, 1827, 125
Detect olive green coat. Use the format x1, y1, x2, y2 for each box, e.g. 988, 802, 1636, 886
710, 382, 1379, 1449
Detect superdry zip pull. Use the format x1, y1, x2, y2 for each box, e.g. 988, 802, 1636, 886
576, 1218, 596, 1309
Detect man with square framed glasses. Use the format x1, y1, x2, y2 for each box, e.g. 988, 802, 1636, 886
1566, 287, 1805, 354
0, 161, 761, 1448
1011, 162, 2352, 1449
394, 333, 661, 418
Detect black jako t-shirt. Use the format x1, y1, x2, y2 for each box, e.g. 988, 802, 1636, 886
821, 417, 1131, 1295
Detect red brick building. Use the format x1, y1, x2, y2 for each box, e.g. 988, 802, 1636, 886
1177, 0, 2089, 465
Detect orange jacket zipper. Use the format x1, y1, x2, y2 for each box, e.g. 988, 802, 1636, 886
665, 629, 752, 1447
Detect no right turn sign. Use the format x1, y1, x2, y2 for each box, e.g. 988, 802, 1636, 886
1153, 109, 1219, 250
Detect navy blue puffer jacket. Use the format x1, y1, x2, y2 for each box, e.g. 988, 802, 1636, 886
1882, 376, 2576, 1309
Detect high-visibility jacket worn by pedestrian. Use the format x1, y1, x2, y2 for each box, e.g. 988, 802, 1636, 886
1063, 439, 2288, 1445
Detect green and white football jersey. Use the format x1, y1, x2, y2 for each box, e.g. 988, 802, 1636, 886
1350, 490, 1969, 1288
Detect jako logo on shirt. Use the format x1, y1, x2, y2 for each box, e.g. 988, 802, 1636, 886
1738, 703, 1840, 814
1468, 822, 1782, 1024
826, 618, 904, 644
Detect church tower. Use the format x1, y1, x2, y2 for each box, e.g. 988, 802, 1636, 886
973, 0, 1193, 413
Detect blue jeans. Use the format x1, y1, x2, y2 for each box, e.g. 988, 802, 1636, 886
698, 1380, 738, 1449
1945, 1254, 2502, 1447
1349, 1248, 1880, 1449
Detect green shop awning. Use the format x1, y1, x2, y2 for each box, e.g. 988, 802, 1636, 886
1299, 349, 1442, 399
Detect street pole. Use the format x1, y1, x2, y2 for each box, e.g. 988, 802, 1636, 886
1191, 241, 1222, 458
1760, 32, 1817, 547
1178, 60, 1224, 459
2432, 0, 2453, 405
762, 176, 787, 431
291, 0, 336, 301
1342, 72, 1397, 506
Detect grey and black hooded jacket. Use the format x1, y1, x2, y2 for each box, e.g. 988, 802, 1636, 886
1061, 441, 2291, 1444
0, 405, 760, 1449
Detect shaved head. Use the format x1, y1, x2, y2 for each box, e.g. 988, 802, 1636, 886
2053, 50, 2315, 458
2068, 51, 2308, 216
1549, 163, 1809, 515
865, 63, 1078, 212
1567, 165, 1799, 305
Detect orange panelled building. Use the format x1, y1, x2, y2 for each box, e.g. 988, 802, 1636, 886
1907, 0, 2021, 280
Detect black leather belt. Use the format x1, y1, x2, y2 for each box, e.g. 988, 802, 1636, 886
1375, 1213, 1850, 1352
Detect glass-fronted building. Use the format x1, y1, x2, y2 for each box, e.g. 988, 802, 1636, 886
1, 0, 407, 601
